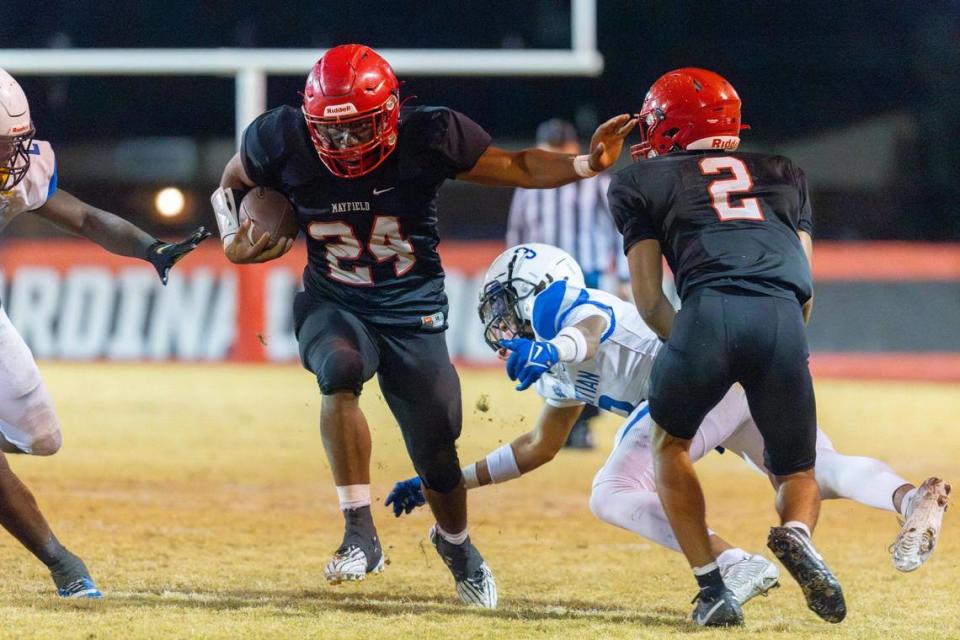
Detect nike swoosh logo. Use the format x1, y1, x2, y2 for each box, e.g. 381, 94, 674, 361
373, 187, 395, 196
695, 599, 726, 625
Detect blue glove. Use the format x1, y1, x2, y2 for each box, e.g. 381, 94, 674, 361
384, 476, 425, 517
500, 337, 559, 391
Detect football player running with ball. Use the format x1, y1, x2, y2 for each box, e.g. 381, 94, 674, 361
386, 244, 950, 608
211, 44, 635, 608
610, 67, 845, 626
0, 68, 209, 598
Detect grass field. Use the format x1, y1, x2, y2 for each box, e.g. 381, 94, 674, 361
0, 364, 956, 639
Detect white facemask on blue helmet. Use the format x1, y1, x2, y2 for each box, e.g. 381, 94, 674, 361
478, 243, 585, 351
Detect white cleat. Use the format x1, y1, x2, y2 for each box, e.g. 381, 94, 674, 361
721, 554, 780, 605
892, 477, 951, 572
455, 563, 498, 609
324, 545, 385, 584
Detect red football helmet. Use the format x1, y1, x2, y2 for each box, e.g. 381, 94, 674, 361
631, 68, 747, 160
302, 44, 400, 178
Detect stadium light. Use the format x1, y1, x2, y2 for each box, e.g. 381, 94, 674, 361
154, 187, 186, 218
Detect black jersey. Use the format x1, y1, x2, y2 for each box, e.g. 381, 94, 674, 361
609, 150, 813, 304
241, 104, 492, 329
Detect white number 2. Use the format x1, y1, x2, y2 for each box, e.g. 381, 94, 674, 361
307, 216, 415, 286
698, 156, 765, 222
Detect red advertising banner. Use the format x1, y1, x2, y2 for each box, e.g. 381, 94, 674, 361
1, 239, 959, 378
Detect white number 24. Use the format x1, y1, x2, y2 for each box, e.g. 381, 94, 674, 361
307, 216, 415, 286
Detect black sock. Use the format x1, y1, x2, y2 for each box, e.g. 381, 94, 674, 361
340, 506, 380, 567
35, 534, 68, 567
694, 567, 725, 595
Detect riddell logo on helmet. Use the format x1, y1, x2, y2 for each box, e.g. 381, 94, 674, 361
712, 138, 738, 150
323, 103, 358, 117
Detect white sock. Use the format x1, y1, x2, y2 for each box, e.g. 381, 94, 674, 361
336, 484, 371, 511
716, 548, 749, 570
485, 443, 521, 484
692, 561, 718, 576
899, 487, 919, 517
784, 520, 811, 538
436, 524, 469, 545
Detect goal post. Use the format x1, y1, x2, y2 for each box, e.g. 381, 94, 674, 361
0, 0, 602, 145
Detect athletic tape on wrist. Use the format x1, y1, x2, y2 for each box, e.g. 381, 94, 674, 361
551, 326, 589, 363
211, 187, 243, 248
573, 154, 599, 178
462, 463, 480, 489
485, 443, 521, 484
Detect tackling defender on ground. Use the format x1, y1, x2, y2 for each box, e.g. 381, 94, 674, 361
387, 244, 951, 606
211, 44, 635, 608
0, 68, 209, 598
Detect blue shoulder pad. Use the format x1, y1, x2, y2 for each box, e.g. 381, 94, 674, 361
532, 281, 572, 340
532, 281, 617, 342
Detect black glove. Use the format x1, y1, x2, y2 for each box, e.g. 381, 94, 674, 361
146, 226, 213, 285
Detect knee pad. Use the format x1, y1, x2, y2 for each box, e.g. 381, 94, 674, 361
317, 347, 365, 396
414, 445, 463, 494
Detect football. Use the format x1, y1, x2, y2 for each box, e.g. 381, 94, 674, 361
238, 187, 299, 247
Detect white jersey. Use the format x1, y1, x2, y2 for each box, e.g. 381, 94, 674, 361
530, 281, 661, 416
0, 139, 57, 231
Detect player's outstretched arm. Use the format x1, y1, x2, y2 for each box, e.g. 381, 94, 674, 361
627, 239, 676, 340
501, 315, 610, 391
385, 403, 583, 517
457, 114, 636, 189
32, 190, 211, 284
214, 153, 294, 264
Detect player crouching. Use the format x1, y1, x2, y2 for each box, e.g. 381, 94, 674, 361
387, 244, 951, 613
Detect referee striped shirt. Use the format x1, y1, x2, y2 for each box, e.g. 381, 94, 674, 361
506, 175, 628, 281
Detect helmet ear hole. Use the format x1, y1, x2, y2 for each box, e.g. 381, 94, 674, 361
664, 128, 680, 139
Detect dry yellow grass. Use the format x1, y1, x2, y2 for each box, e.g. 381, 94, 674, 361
0, 364, 957, 639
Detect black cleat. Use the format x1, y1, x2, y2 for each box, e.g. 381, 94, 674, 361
691, 587, 744, 627
767, 526, 846, 623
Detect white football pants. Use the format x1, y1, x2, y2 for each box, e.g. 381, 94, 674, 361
589, 385, 910, 552
0, 306, 61, 455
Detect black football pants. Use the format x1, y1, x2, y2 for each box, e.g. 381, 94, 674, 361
294, 293, 463, 493
648, 288, 817, 476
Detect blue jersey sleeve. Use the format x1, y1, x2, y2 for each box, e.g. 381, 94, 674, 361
46, 162, 58, 199
531, 281, 615, 342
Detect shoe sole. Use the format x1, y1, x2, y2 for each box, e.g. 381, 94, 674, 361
768, 529, 846, 623
892, 479, 950, 572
